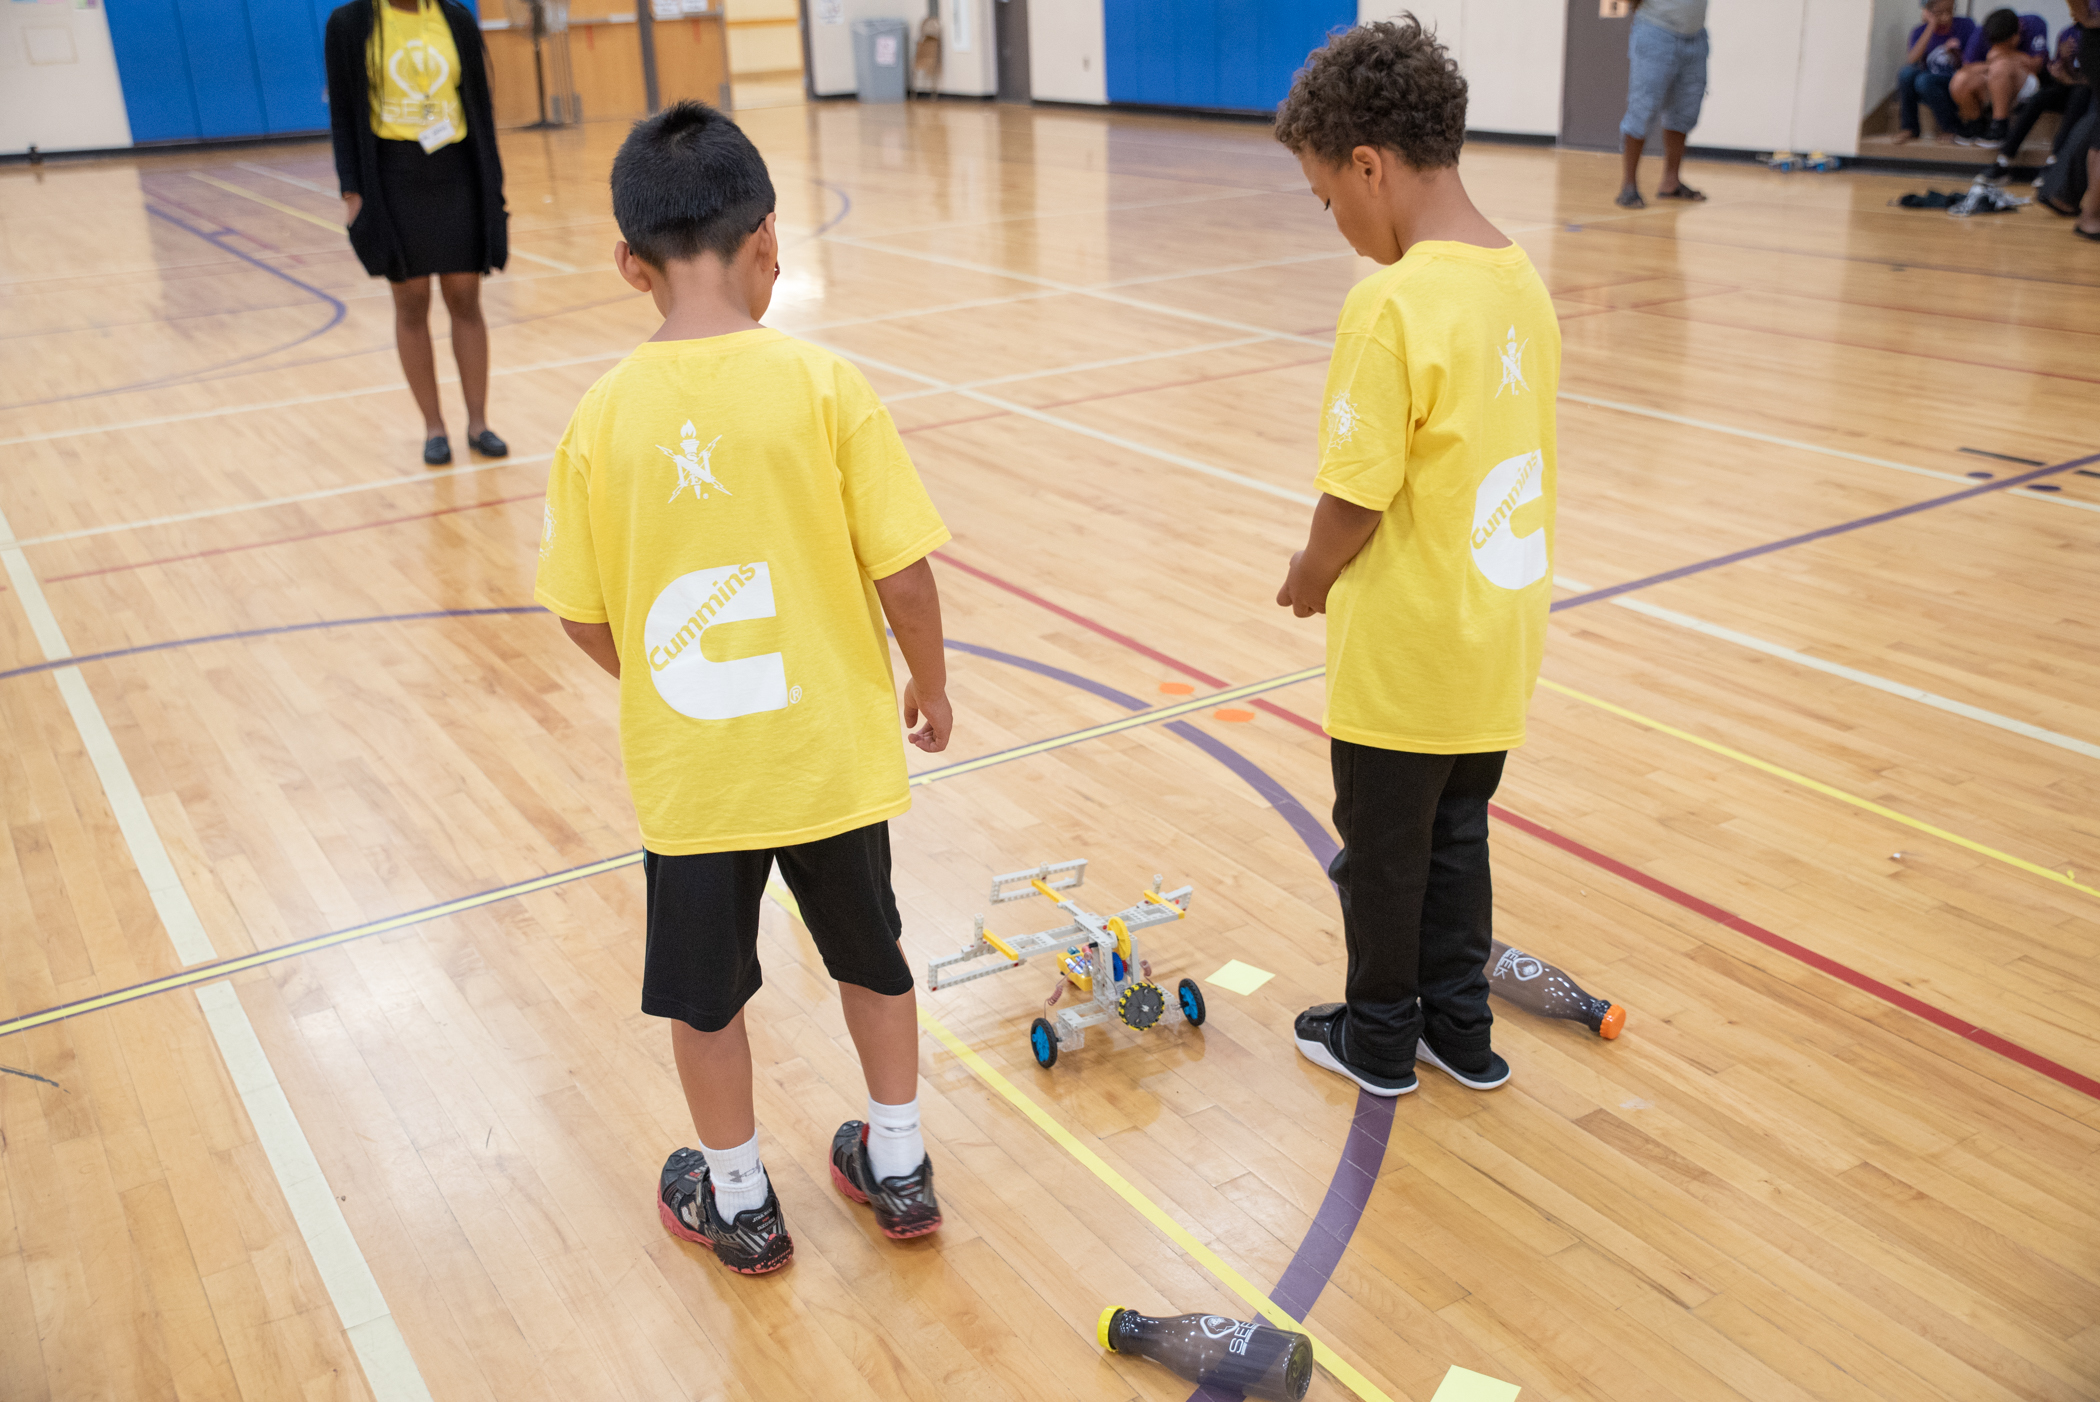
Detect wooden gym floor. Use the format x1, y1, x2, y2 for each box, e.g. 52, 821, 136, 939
2, 100, 2098, 1402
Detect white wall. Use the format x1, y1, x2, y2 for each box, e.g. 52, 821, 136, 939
0, 1, 132, 154
936, 0, 994, 96
1864, 0, 1921, 114
806, 0, 992, 96
1360, 0, 1566, 136
1028, 0, 1105, 103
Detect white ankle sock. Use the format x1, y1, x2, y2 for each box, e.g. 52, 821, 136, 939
865, 1096, 924, 1181
701, 1133, 769, 1220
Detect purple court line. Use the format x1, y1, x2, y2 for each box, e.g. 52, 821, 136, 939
1553, 449, 2100, 612
0, 617, 1389, 1348
947, 639, 1392, 1347
0, 606, 544, 683
0, 207, 349, 412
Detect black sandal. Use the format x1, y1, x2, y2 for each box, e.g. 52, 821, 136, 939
423, 434, 452, 465
466, 429, 509, 457
2074, 225, 2100, 242
1655, 183, 1707, 201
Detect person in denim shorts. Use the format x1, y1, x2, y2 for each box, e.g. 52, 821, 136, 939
1617, 0, 1710, 207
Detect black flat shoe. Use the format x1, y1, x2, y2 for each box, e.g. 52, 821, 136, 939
423, 434, 452, 465
466, 429, 508, 457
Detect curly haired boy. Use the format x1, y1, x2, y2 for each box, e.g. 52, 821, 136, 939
1273, 18, 1561, 1097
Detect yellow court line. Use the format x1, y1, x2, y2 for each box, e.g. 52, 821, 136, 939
0, 853, 645, 1040
909, 666, 1326, 786
189, 172, 346, 232
763, 880, 1400, 1402
0, 673, 1307, 1040
1536, 678, 2100, 901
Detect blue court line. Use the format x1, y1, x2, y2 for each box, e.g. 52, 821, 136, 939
0, 207, 348, 412
1553, 448, 2100, 613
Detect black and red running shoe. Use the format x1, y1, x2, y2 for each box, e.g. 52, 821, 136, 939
658, 1147, 793, 1275
829, 1121, 943, 1240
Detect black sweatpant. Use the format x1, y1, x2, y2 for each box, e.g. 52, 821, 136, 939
1328, 739, 1506, 1079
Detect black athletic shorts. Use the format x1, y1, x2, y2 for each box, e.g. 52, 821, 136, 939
640, 821, 912, 1033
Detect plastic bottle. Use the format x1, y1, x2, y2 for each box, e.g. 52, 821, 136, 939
1097, 1308, 1313, 1401
1486, 939, 1626, 1038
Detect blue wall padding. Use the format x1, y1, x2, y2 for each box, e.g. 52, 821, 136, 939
105, 0, 203, 142
1106, 0, 1355, 112
171, 0, 270, 137
108, 0, 352, 141
251, 0, 332, 132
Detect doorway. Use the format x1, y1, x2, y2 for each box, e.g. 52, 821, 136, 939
1560, 0, 1634, 149
995, 0, 1030, 102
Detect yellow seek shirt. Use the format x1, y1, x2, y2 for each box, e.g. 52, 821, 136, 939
369, 0, 467, 146
534, 329, 951, 855
1314, 240, 1560, 754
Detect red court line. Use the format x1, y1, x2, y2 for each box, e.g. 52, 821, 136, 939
42, 492, 544, 583
936, 547, 2100, 1105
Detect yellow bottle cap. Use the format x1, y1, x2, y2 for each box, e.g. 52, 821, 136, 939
1097, 1306, 1122, 1352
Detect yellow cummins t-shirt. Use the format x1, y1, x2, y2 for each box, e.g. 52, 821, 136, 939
1314, 240, 1561, 754
369, 0, 467, 146
534, 329, 951, 855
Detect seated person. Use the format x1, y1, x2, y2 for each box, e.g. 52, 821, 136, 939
1951, 8, 2049, 144
1894, 0, 1977, 143
1990, 25, 2088, 174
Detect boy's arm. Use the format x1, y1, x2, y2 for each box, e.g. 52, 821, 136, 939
872, 557, 951, 753
561, 618, 621, 678
1276, 494, 1383, 618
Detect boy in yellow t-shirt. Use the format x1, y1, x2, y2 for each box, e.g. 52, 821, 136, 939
535, 103, 953, 1274
1272, 21, 1560, 1099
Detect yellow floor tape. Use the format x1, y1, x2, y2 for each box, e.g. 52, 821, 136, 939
765, 882, 1408, 1402
188, 172, 345, 232
1536, 678, 2100, 902
910, 666, 1324, 786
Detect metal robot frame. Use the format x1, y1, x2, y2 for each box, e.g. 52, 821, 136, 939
925, 859, 1203, 1068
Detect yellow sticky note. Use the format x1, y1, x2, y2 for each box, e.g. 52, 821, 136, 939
1205, 959, 1274, 996
1431, 1365, 1521, 1402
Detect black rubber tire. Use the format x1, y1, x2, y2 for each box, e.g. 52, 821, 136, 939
1178, 977, 1206, 1027
1030, 1017, 1059, 1068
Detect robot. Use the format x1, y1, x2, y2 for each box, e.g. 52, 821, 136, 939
927, 859, 1200, 1068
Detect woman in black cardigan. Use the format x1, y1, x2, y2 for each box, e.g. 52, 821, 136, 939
326, 0, 510, 464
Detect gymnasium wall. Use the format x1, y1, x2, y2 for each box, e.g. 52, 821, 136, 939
1027, 0, 1105, 103
805, 0, 994, 98
1, 1, 133, 153
1016, 0, 1916, 156
1362, 0, 1565, 135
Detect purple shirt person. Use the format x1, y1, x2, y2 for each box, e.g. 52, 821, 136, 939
1952, 9, 2051, 138
1963, 12, 2048, 63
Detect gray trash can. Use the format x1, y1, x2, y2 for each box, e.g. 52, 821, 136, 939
851, 17, 909, 103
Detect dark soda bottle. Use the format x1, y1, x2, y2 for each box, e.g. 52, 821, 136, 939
1487, 938, 1626, 1038
1097, 1307, 1313, 1401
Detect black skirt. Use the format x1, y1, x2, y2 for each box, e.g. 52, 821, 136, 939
374, 137, 486, 280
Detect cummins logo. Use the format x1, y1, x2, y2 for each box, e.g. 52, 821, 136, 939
644, 563, 788, 720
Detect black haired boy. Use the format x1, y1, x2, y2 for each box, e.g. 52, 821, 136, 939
535, 102, 953, 1273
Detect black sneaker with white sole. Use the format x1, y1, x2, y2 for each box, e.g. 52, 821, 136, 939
1292, 1004, 1415, 1097
1414, 1038, 1511, 1091
658, 1147, 794, 1275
